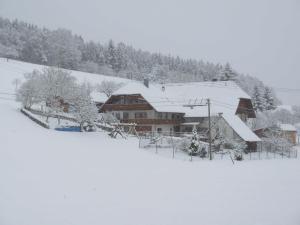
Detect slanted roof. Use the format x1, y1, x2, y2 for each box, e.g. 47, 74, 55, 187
90, 91, 108, 103
164, 81, 251, 117
222, 113, 261, 142
113, 81, 252, 116
280, 124, 297, 132
112, 81, 184, 113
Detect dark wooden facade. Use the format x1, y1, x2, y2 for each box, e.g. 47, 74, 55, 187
101, 94, 153, 111
235, 98, 256, 118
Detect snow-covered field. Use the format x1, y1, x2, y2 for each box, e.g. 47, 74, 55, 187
0, 99, 300, 225
1, 59, 300, 225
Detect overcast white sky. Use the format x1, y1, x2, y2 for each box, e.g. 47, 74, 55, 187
1, 0, 300, 104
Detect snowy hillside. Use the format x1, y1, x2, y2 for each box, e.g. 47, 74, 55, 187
0, 57, 130, 95
1, 59, 300, 225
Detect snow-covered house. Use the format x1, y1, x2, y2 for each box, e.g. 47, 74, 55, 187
279, 124, 297, 145
100, 80, 261, 150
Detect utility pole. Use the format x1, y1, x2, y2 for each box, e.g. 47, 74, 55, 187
183, 98, 213, 160
207, 98, 212, 160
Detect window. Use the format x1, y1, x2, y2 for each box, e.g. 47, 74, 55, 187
157, 128, 162, 133
135, 112, 147, 119
164, 113, 168, 119
172, 114, 181, 120
115, 112, 121, 120
120, 96, 125, 104
123, 112, 129, 119
157, 112, 163, 119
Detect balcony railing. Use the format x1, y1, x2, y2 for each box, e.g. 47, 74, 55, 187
101, 103, 153, 111
121, 118, 182, 125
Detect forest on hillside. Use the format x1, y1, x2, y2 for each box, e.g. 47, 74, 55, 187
0, 17, 279, 108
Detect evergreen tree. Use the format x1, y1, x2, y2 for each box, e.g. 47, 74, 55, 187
188, 128, 199, 156
219, 63, 237, 81
252, 86, 264, 112
263, 87, 276, 111
105, 39, 117, 71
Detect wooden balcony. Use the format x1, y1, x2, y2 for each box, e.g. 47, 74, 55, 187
101, 103, 153, 111
121, 118, 182, 125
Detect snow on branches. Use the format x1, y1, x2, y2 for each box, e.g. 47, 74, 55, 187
16, 67, 99, 131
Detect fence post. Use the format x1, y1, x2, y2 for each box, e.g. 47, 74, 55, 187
171, 136, 175, 159
138, 136, 141, 148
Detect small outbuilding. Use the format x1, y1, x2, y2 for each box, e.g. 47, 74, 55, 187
279, 124, 297, 145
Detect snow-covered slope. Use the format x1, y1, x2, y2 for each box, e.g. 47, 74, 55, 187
0, 58, 131, 98
0, 100, 300, 225
1, 59, 300, 225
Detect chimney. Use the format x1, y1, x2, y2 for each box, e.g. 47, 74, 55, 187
143, 78, 149, 88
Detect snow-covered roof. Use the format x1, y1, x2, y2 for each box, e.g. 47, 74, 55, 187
113, 80, 251, 116
113, 82, 185, 113
280, 124, 297, 132
222, 113, 261, 142
164, 81, 251, 117
90, 91, 108, 103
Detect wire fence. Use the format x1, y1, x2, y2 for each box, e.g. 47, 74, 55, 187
138, 131, 298, 162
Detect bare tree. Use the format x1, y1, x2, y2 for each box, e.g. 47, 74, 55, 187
96, 80, 122, 97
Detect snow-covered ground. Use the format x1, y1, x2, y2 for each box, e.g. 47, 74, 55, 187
0, 99, 300, 225
1, 58, 300, 225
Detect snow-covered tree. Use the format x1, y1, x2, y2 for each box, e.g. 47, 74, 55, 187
96, 80, 122, 97
45, 29, 81, 69
150, 65, 169, 83
105, 40, 117, 71
16, 70, 42, 108
38, 67, 76, 108
188, 128, 200, 155
219, 63, 237, 81
0, 43, 19, 59
71, 84, 98, 132
252, 86, 264, 112
263, 87, 276, 111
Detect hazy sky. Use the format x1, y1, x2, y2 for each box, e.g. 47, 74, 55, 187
1, 0, 300, 104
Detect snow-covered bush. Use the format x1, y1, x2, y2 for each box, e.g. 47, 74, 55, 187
231, 141, 247, 161
212, 128, 227, 152
188, 129, 200, 156
199, 145, 208, 158
176, 137, 190, 152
